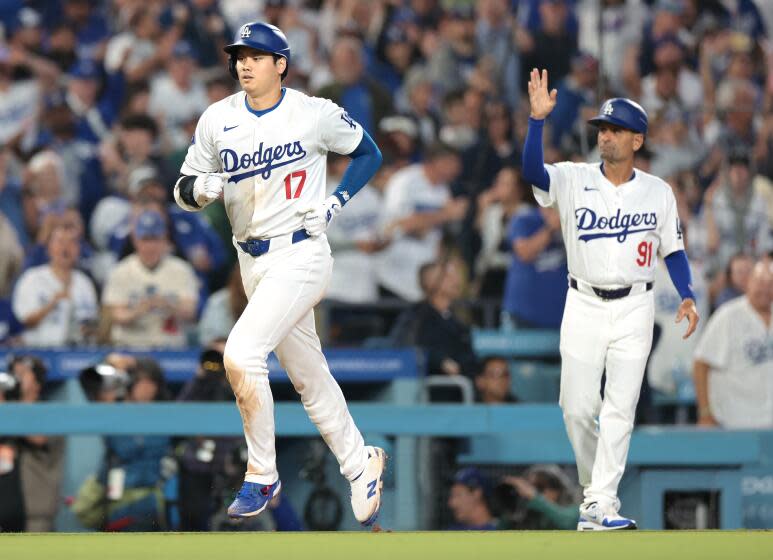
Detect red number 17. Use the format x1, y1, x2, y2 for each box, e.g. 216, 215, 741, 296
284, 170, 306, 199
636, 241, 653, 267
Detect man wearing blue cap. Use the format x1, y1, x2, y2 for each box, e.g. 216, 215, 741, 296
447, 467, 499, 530
102, 209, 198, 348
522, 69, 700, 530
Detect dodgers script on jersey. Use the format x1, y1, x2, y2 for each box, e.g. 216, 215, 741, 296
533, 162, 684, 287
181, 88, 363, 241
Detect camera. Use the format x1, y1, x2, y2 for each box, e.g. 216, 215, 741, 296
0, 371, 20, 400
79, 363, 131, 402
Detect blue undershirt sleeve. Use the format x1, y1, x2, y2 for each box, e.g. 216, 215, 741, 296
521, 117, 551, 192
664, 250, 696, 300
332, 129, 383, 206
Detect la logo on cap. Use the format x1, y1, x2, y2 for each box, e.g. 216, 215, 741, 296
603, 102, 614, 116
241, 25, 251, 38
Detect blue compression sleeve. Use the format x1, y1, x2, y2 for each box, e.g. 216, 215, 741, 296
664, 250, 696, 300
522, 117, 550, 192
332, 129, 383, 205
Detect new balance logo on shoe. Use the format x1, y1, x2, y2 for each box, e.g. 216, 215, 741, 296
367, 479, 377, 499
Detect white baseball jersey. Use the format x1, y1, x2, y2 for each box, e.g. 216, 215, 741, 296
533, 163, 684, 287
694, 296, 773, 428
12, 265, 98, 346
377, 163, 451, 301
180, 88, 363, 241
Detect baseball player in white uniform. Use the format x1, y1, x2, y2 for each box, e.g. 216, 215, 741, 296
523, 69, 700, 530
173, 22, 386, 526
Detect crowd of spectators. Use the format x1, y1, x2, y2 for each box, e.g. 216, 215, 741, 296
1, 0, 773, 532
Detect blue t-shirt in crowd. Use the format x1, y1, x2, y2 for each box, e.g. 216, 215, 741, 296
503, 206, 568, 328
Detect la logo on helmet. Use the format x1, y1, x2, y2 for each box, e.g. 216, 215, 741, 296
602, 102, 614, 116
241, 25, 251, 38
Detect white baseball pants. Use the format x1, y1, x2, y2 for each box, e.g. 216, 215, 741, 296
224, 234, 369, 484
559, 287, 654, 511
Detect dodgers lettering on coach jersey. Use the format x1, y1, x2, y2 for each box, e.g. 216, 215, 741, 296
181, 88, 363, 241
533, 162, 683, 287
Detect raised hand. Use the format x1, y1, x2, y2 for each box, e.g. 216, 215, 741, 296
527, 68, 557, 120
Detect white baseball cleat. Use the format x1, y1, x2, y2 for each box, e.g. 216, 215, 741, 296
349, 446, 387, 526
577, 501, 637, 531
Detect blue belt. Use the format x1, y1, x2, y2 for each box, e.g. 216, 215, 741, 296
237, 229, 310, 257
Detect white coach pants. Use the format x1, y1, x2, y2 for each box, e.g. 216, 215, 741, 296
224, 235, 369, 485
558, 287, 654, 511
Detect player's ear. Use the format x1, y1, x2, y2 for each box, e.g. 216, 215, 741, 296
276, 57, 287, 76
632, 133, 644, 152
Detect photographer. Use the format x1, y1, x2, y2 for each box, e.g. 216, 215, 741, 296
11, 356, 65, 532
499, 465, 579, 530
74, 356, 172, 531
0, 370, 24, 532
175, 347, 303, 531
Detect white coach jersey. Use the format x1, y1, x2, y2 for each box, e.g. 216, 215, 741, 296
181, 88, 363, 241
533, 162, 684, 287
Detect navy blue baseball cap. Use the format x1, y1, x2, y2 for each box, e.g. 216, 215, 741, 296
133, 210, 166, 239
172, 40, 196, 59
453, 467, 490, 494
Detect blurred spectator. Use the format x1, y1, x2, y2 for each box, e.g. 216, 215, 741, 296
58, 0, 110, 63
316, 36, 393, 136
98, 113, 171, 203
0, 368, 24, 532
102, 210, 198, 348
372, 24, 420, 95
21, 207, 95, 277
100, 170, 227, 293
447, 467, 499, 530
518, 0, 578, 95
11, 225, 99, 347
503, 197, 568, 329
426, 8, 478, 98
701, 148, 772, 276
398, 70, 439, 148
148, 41, 208, 151
65, 58, 125, 145
471, 167, 524, 298
475, 0, 520, 108
11, 356, 65, 532
377, 114, 421, 169
693, 259, 773, 428
715, 253, 755, 308
438, 89, 478, 151
161, 1, 229, 69
474, 357, 518, 404
104, 5, 182, 83
377, 144, 465, 301
325, 154, 387, 304
21, 150, 68, 244
96, 357, 172, 531
639, 35, 703, 119
0, 35, 45, 152
499, 465, 578, 530
390, 259, 477, 379
198, 265, 246, 348
576, 0, 647, 95
548, 52, 598, 151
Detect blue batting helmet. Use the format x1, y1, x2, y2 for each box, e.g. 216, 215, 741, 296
588, 98, 648, 135
223, 21, 291, 80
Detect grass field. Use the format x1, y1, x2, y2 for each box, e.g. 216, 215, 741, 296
3, 531, 773, 560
